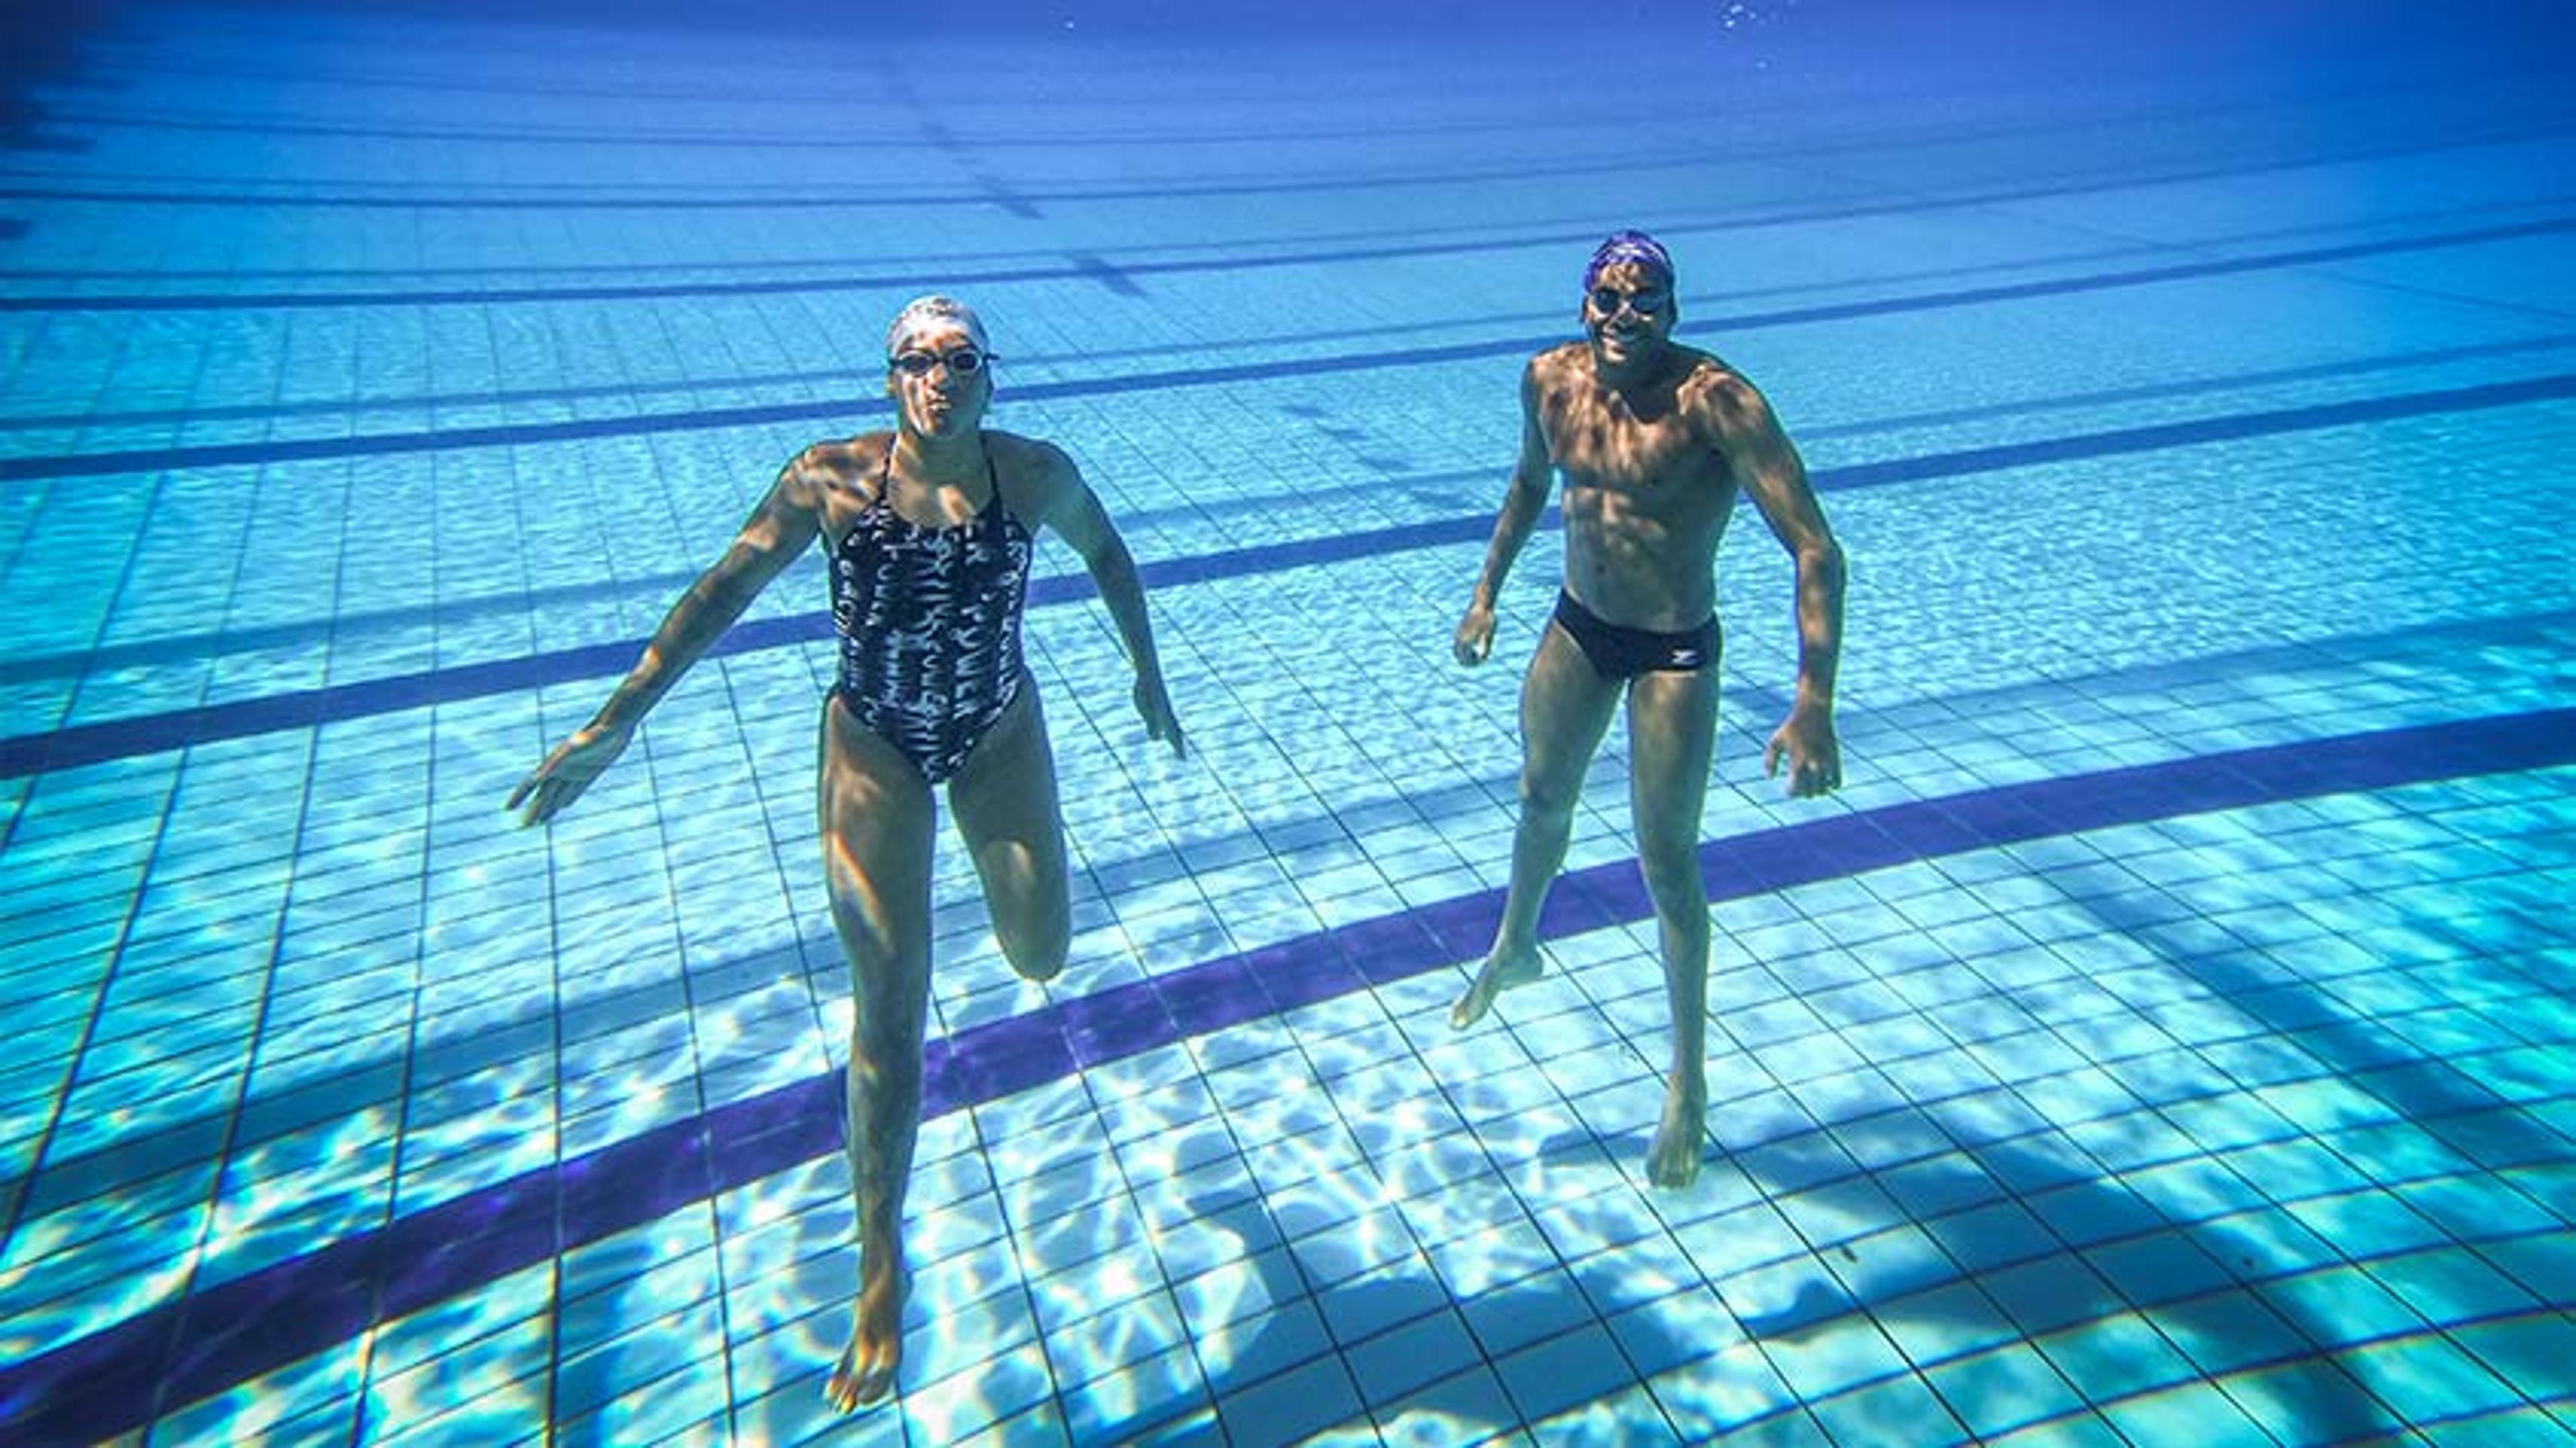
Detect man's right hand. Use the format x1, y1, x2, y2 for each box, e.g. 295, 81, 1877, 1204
1454, 604, 1497, 666
507, 722, 631, 827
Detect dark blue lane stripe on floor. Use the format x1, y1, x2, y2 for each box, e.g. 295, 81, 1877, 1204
7, 371, 2575, 782
8, 319, 2567, 685
5, 229, 2573, 483
42, 62, 2540, 160
7, 109, 2569, 226
3, 706, 2567, 1445
3, 192, 2567, 315
0, 517, 1485, 780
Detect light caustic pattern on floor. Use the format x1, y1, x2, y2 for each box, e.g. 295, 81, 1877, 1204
1, 4, 2573, 1445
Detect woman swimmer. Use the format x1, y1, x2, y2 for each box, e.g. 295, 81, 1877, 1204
509, 295, 1185, 1410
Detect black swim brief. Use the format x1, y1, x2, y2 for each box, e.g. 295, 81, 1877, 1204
1552, 590, 1720, 680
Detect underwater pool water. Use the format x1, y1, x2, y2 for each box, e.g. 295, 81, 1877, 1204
2, 2, 2573, 1444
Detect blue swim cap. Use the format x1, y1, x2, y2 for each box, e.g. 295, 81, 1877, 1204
1584, 231, 1675, 291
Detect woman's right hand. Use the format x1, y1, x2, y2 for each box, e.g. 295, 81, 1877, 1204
507, 722, 631, 826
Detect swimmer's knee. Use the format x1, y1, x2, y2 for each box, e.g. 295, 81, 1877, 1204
1004, 931, 1069, 983
996, 899, 1070, 982
1636, 836, 1706, 906
1519, 770, 1582, 820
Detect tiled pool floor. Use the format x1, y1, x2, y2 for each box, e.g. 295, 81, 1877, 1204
2, 4, 2573, 1445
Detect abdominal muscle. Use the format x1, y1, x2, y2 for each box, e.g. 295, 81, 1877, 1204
1559, 476, 1734, 631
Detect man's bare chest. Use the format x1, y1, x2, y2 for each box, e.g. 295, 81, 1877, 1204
1543, 404, 1727, 493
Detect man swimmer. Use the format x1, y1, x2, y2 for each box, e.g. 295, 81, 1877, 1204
1449, 231, 1845, 1189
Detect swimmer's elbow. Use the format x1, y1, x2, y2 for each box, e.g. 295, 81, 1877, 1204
1086, 531, 1142, 588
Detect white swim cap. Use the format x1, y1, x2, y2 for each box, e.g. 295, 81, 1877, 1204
885, 295, 990, 360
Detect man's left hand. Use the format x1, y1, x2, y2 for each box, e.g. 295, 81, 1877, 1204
1764, 703, 1840, 798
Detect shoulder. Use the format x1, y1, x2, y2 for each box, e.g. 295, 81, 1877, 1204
1675, 352, 1777, 440
787, 432, 892, 502
1527, 342, 1589, 391
979, 427, 1071, 489
985, 429, 1083, 521
985, 428, 1075, 478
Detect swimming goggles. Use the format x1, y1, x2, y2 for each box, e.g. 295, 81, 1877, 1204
1588, 285, 1670, 317
890, 347, 997, 376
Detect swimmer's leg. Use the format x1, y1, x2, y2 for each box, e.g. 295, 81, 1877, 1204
949, 684, 1071, 984
1627, 664, 1718, 1188
1453, 622, 1620, 1028
818, 699, 936, 1411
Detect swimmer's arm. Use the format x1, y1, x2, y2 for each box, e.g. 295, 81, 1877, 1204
1456, 361, 1554, 664
1711, 378, 1845, 792
594, 453, 826, 733
1032, 444, 1185, 756
511, 452, 826, 824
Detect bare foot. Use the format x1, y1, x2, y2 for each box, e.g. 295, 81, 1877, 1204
1450, 941, 1545, 1029
824, 1255, 908, 1412
1646, 1084, 1706, 1189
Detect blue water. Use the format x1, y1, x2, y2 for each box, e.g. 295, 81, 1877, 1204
3, 1, 2573, 1444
